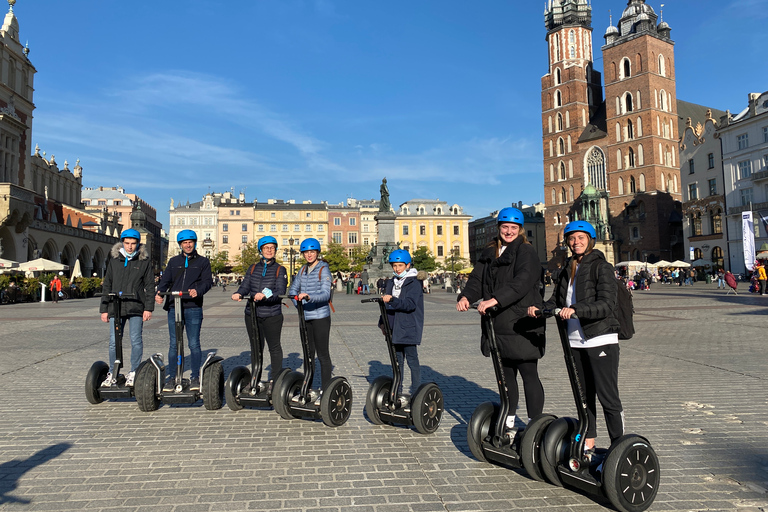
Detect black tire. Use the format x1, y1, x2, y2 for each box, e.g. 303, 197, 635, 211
364, 375, 393, 425
411, 382, 443, 435
85, 361, 109, 404
203, 362, 224, 410
225, 366, 251, 411
467, 402, 497, 462
540, 416, 577, 487
603, 435, 660, 512
273, 371, 303, 420
520, 414, 557, 482
321, 376, 353, 427
135, 360, 162, 412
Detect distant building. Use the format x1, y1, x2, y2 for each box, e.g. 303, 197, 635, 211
394, 199, 471, 265
347, 198, 380, 247
168, 192, 223, 260
328, 203, 362, 257
719, 91, 768, 274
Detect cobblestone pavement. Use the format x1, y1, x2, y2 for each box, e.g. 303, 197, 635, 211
1, 282, 767, 511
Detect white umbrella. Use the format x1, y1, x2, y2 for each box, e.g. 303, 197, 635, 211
18, 258, 70, 272
669, 260, 690, 268
654, 260, 672, 267
690, 258, 712, 267
615, 260, 645, 267
0, 258, 19, 269
70, 259, 83, 279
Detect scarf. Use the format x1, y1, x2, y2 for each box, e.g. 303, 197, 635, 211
120, 247, 138, 267
392, 268, 418, 298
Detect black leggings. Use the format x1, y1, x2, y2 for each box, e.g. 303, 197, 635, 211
244, 313, 284, 381
571, 344, 624, 443
501, 359, 545, 420
305, 316, 333, 389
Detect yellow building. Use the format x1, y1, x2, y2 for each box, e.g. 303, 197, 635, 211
253, 199, 329, 269
395, 199, 471, 264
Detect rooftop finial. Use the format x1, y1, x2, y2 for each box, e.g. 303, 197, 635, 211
7, 0, 15, 13
660, 4, 664, 22
609, 9, 612, 25
23, 40, 29, 58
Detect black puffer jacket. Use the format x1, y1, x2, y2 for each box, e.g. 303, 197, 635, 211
156, 251, 213, 310
235, 258, 288, 317
543, 249, 619, 340
100, 242, 155, 317
459, 236, 545, 360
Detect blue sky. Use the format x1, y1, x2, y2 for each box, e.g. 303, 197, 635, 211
16, 0, 768, 228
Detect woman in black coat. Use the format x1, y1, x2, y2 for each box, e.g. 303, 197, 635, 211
528, 220, 624, 454
457, 207, 546, 432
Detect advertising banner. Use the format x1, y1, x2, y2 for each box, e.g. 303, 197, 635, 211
743, 211, 755, 271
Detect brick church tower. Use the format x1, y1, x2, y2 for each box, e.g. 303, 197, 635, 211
541, 0, 684, 266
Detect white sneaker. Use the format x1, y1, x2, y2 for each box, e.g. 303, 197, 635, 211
101, 372, 113, 387
125, 371, 135, 387
505, 415, 516, 429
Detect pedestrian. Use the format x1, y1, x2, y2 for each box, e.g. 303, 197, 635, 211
757, 262, 767, 295
717, 268, 725, 289
155, 229, 213, 391
379, 250, 425, 404
99, 228, 155, 387
49, 273, 62, 303
528, 220, 624, 455
457, 207, 546, 433
361, 269, 370, 295
288, 238, 334, 404
231, 236, 288, 386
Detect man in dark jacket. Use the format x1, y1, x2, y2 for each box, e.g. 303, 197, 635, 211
155, 229, 213, 391
99, 229, 155, 387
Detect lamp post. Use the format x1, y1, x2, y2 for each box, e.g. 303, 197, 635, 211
288, 237, 296, 278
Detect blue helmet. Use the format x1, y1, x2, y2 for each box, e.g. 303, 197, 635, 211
121, 228, 141, 241
564, 220, 597, 239
497, 207, 524, 226
299, 238, 321, 252
258, 236, 278, 252
388, 249, 412, 264
177, 229, 198, 244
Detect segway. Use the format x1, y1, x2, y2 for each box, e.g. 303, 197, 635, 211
272, 295, 352, 427
225, 295, 286, 410
85, 292, 155, 403
465, 304, 556, 480
361, 297, 443, 434
133, 291, 224, 412
537, 309, 659, 512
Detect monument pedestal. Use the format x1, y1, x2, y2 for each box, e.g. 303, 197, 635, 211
363, 212, 398, 282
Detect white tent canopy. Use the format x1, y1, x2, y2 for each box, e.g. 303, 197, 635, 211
668, 260, 691, 268
615, 261, 645, 267
0, 258, 19, 269
18, 258, 69, 272
654, 260, 673, 267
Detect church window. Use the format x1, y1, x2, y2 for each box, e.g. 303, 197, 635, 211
612, 62, 617, 82
617, 149, 623, 170
636, 53, 643, 72
627, 119, 634, 140
618, 177, 624, 195
630, 176, 636, 193
660, 173, 666, 191
566, 111, 570, 128
548, 116, 552, 133
561, 188, 567, 204
556, 212, 561, 225
659, 90, 667, 111
549, 140, 553, 157
558, 137, 565, 155
549, 164, 554, 182
551, 188, 556, 205
557, 113, 563, 132
555, 68, 562, 85
556, 90, 562, 107
569, 185, 574, 202
637, 116, 643, 136
628, 147, 636, 168
569, 46, 575, 58
559, 162, 566, 180
569, 30, 575, 44
658, 54, 666, 76
554, 33, 561, 61
638, 144, 644, 165
636, 90, 641, 109
639, 173, 646, 191
586, 147, 607, 190
615, 97, 621, 116
624, 93, 633, 113
567, 135, 572, 152
568, 159, 573, 178
622, 58, 631, 79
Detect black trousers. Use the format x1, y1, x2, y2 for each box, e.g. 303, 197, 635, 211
501, 359, 545, 420
305, 316, 333, 389
571, 344, 624, 443
244, 313, 284, 381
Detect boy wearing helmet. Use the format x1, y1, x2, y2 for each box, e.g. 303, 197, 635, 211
231, 236, 288, 383
99, 229, 155, 387
287, 238, 333, 403
155, 229, 213, 391
528, 220, 624, 454
379, 249, 426, 404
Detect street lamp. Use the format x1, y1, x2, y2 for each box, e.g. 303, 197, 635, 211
288, 237, 296, 278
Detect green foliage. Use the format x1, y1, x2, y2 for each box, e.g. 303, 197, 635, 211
0, 274, 10, 291
22, 277, 40, 297
79, 277, 103, 295
323, 241, 351, 273
412, 246, 437, 272
233, 241, 261, 275
349, 246, 369, 272
210, 251, 229, 274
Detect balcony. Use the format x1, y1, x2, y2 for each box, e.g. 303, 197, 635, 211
728, 201, 768, 215
750, 168, 768, 182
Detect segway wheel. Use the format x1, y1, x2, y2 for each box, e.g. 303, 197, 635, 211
135, 360, 162, 412
467, 402, 497, 462
203, 362, 224, 410
520, 414, 557, 482
540, 416, 577, 487
603, 435, 660, 512
273, 371, 303, 420
364, 375, 393, 425
225, 366, 251, 411
85, 361, 109, 404
321, 376, 353, 427
412, 382, 443, 435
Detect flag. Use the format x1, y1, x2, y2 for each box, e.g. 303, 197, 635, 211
742, 211, 755, 271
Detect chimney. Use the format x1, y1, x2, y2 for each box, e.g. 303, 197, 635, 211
748, 93, 759, 116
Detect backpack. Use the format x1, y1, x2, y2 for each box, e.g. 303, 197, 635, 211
590, 261, 635, 340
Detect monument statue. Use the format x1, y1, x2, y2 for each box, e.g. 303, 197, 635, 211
379, 178, 390, 212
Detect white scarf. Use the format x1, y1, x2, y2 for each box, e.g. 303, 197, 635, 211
392, 268, 418, 298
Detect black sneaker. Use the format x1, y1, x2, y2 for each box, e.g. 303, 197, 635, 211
163, 378, 174, 392
190, 377, 200, 391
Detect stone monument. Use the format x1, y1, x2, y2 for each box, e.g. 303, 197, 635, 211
363, 178, 399, 282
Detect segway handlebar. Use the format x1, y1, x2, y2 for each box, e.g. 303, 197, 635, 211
107, 292, 136, 299
469, 301, 498, 314
360, 297, 383, 303
536, 308, 578, 319
277, 294, 308, 302
157, 291, 187, 297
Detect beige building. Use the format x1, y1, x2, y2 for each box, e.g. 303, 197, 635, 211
347, 198, 380, 247
253, 200, 329, 263
216, 192, 250, 264
395, 199, 471, 263
168, 192, 229, 260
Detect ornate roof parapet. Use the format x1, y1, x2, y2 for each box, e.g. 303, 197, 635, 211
544, 0, 592, 33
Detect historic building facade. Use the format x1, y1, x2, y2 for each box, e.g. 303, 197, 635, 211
541, 0, 683, 266
168, 192, 222, 260
395, 199, 471, 264
328, 203, 361, 256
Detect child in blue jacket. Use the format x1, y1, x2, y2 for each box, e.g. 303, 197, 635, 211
379, 249, 425, 405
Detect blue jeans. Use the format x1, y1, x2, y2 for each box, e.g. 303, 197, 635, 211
362, 284, 369, 294
394, 344, 421, 395
167, 307, 203, 380
717, 277, 724, 288
109, 316, 144, 373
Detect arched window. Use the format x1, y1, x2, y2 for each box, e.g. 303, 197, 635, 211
560, 188, 567, 204
638, 144, 644, 165
693, 212, 702, 236
553, 33, 561, 61
618, 177, 624, 195
617, 149, 623, 170
630, 175, 636, 193
711, 209, 723, 234
568, 159, 574, 178
567, 135, 572, 152
636, 53, 643, 72
549, 164, 554, 182
658, 54, 666, 76
569, 46, 575, 58
559, 162, 566, 180
556, 212, 561, 225
615, 122, 621, 141
637, 116, 643, 136
660, 173, 666, 191
551, 188, 556, 205
569, 185, 574, 202
566, 111, 570, 128
586, 146, 607, 190
556, 90, 562, 107
557, 113, 563, 131
627, 119, 634, 140
555, 67, 562, 85
628, 147, 636, 168
558, 138, 565, 155
569, 30, 575, 44
712, 246, 724, 267
639, 173, 646, 191
625, 92, 633, 113
659, 90, 667, 111
622, 58, 631, 79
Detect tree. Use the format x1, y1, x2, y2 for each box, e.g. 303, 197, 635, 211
350, 246, 369, 272
233, 241, 261, 275
322, 241, 351, 273
209, 251, 229, 275
412, 246, 437, 272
